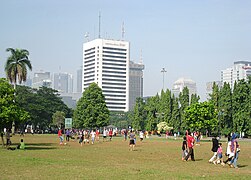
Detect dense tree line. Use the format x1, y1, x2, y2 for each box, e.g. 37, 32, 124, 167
15, 85, 72, 131
130, 79, 251, 136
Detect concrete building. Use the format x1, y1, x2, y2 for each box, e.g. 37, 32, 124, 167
76, 67, 83, 93
32, 71, 51, 89
172, 77, 197, 97
83, 38, 129, 112
129, 61, 144, 110
221, 61, 251, 89
53, 72, 73, 93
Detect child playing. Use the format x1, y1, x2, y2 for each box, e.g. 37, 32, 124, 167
182, 136, 188, 161
17, 139, 25, 150
213, 143, 224, 165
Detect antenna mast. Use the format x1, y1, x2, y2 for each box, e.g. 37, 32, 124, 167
98, 12, 101, 38
121, 22, 125, 40
139, 50, 143, 64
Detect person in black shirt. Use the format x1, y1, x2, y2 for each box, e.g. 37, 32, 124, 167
182, 136, 188, 161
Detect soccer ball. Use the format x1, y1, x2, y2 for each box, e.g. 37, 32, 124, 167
64, 143, 67, 145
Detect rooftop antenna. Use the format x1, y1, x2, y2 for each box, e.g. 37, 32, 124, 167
121, 21, 125, 40
84, 32, 89, 42
139, 50, 143, 64
98, 11, 101, 38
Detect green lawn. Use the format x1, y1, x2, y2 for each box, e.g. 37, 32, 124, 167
0, 134, 250, 180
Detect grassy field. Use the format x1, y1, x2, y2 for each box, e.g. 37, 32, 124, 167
0, 134, 250, 180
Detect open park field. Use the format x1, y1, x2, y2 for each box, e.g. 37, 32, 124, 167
0, 134, 250, 180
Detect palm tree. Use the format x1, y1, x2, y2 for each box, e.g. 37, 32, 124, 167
5, 48, 32, 89
5, 48, 32, 134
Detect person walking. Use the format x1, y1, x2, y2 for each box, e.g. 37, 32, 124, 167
58, 128, 64, 145
209, 136, 219, 163
185, 131, 195, 161
129, 130, 136, 151
229, 133, 240, 168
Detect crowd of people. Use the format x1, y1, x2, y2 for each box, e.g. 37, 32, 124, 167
1, 126, 241, 169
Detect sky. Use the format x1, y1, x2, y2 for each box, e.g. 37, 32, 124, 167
1, 0, 251, 100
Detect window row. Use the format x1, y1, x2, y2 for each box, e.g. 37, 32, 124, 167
103, 46, 127, 51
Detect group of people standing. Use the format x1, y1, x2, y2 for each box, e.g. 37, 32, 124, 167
209, 133, 240, 168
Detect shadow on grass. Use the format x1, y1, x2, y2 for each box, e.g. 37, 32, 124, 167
238, 165, 248, 168
25, 143, 57, 150
26, 146, 57, 150
195, 159, 203, 161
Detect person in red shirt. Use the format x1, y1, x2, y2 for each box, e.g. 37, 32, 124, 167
109, 129, 113, 141
185, 131, 195, 161
95, 129, 100, 142
58, 128, 64, 145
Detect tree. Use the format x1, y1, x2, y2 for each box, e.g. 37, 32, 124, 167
15, 86, 71, 130
232, 80, 249, 134
52, 111, 65, 128
0, 78, 29, 146
179, 87, 190, 131
218, 82, 232, 135
5, 48, 32, 90
145, 96, 158, 131
184, 101, 218, 134
190, 94, 200, 105
157, 122, 173, 132
132, 98, 146, 130
73, 83, 109, 128
170, 94, 180, 132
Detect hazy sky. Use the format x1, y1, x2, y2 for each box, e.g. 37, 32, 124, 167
1, 0, 251, 100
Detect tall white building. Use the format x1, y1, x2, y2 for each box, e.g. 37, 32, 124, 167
83, 39, 129, 112
221, 61, 251, 89
172, 77, 197, 97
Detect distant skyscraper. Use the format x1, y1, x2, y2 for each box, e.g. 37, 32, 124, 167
53, 72, 73, 93
32, 71, 51, 89
172, 77, 197, 97
221, 61, 251, 89
76, 67, 83, 93
83, 38, 129, 112
129, 61, 144, 110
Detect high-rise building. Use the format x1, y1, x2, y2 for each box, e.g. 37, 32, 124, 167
172, 77, 197, 97
129, 61, 144, 110
221, 61, 251, 89
32, 71, 51, 89
76, 67, 83, 93
83, 38, 129, 112
53, 72, 73, 93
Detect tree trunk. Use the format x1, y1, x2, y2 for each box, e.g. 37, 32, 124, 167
1, 132, 4, 147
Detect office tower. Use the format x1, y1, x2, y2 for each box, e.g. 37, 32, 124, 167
172, 77, 197, 97
32, 71, 51, 89
129, 61, 144, 110
221, 61, 251, 89
83, 38, 129, 112
76, 67, 83, 93
53, 72, 73, 93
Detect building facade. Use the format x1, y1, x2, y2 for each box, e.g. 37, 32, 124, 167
83, 38, 130, 112
32, 71, 51, 89
76, 67, 83, 93
53, 72, 73, 93
221, 61, 251, 89
129, 61, 144, 110
172, 77, 197, 97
